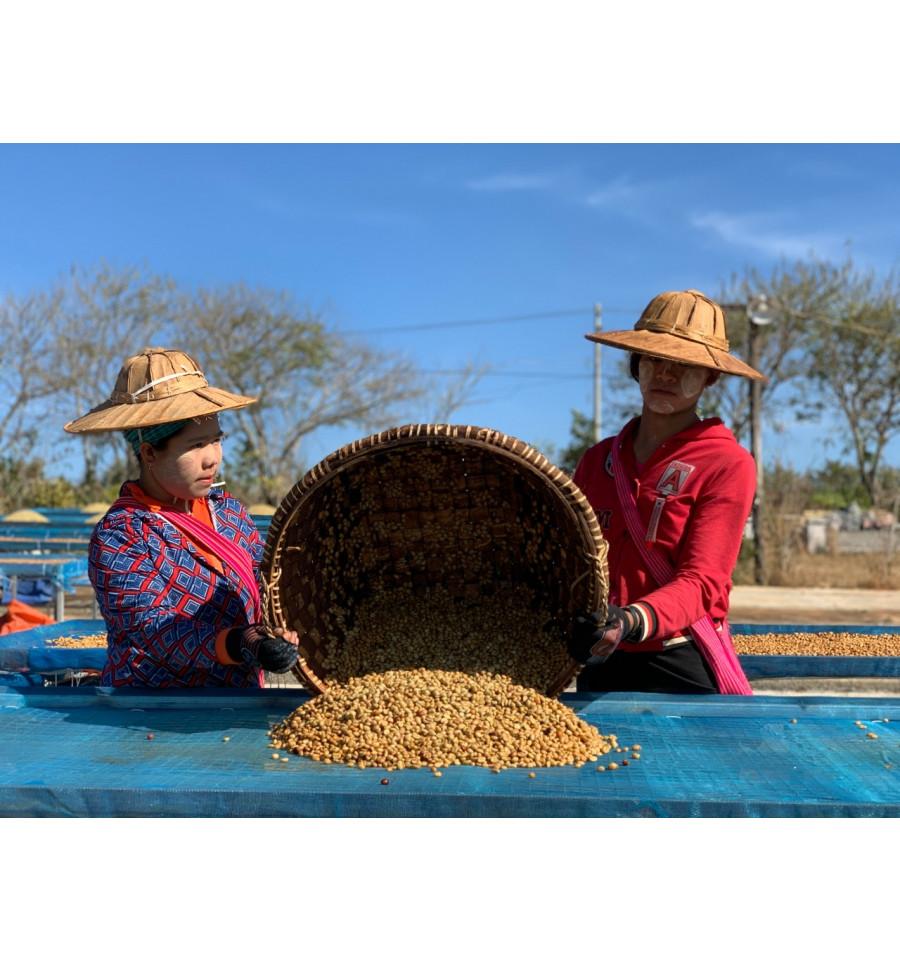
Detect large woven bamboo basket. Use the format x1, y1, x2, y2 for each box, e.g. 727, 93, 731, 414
261, 424, 609, 696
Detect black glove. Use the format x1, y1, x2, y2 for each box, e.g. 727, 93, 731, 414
226, 624, 299, 673
568, 605, 643, 665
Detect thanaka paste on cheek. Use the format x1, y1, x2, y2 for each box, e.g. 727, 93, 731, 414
679, 368, 706, 398
639, 357, 676, 413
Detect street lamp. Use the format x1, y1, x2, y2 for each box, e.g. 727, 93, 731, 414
747, 295, 773, 585
749, 295, 774, 327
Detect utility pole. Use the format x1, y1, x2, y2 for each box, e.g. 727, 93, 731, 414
746, 295, 773, 586
592, 303, 602, 442
748, 318, 766, 585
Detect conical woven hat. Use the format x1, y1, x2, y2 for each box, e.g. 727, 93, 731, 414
586, 289, 766, 382
64, 347, 258, 434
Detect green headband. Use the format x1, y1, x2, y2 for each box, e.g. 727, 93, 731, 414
123, 420, 189, 457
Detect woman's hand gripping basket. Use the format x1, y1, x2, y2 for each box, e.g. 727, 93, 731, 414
260, 424, 609, 696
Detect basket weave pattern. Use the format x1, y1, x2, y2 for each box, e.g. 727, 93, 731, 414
261, 424, 609, 695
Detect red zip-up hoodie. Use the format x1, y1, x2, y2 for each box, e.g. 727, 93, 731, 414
572, 417, 755, 652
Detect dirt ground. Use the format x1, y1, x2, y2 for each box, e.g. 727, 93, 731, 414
729, 585, 900, 626
61, 584, 900, 626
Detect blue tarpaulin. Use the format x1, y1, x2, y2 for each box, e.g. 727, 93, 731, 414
732, 623, 900, 679
0, 672, 43, 687
0, 621, 898, 678
0, 556, 89, 592
0, 620, 107, 673
0, 512, 270, 547
731, 623, 899, 635
0, 576, 54, 606
0, 686, 898, 817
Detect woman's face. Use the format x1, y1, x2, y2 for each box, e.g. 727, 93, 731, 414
638, 356, 713, 415
141, 415, 224, 502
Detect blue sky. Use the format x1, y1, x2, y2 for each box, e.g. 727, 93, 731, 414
1, 143, 898, 476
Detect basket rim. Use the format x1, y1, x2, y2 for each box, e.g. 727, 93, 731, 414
260, 423, 607, 695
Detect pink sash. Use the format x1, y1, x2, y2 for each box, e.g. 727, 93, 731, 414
610, 425, 753, 695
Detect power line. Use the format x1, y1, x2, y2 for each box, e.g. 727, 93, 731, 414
345, 300, 898, 341
343, 306, 639, 336
421, 368, 591, 380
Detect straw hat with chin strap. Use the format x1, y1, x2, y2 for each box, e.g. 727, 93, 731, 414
586, 289, 767, 382
64, 347, 258, 434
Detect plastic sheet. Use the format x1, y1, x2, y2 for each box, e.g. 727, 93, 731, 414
0, 620, 107, 672
0, 556, 88, 591
2, 621, 898, 678
0, 576, 54, 606
0, 672, 43, 687
732, 623, 900, 679
0, 514, 269, 544
1, 687, 898, 817
731, 623, 899, 636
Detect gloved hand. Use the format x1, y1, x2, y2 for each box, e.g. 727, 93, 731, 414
568, 605, 642, 665
226, 624, 299, 673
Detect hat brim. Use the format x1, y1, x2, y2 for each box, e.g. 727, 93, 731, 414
64, 386, 258, 434
585, 329, 767, 382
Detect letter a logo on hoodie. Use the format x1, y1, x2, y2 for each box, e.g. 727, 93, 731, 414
657, 460, 695, 496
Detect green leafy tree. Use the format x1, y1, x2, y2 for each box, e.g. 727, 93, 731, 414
0, 457, 81, 513
557, 409, 596, 476
809, 460, 872, 509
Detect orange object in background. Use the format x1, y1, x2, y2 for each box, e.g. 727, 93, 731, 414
0, 599, 55, 635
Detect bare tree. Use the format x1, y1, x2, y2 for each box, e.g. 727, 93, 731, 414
799, 265, 900, 507
762, 463, 813, 585
709, 258, 850, 443
175, 284, 433, 503
4, 266, 487, 504
40, 263, 176, 486
0, 289, 62, 461
429, 361, 491, 423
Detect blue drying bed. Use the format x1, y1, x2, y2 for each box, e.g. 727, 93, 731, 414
0, 536, 92, 554
1, 515, 270, 545
0, 686, 898, 817
0, 522, 96, 541
0, 622, 898, 680
732, 623, 900, 679
0, 576, 54, 606
0, 556, 89, 592
0, 620, 107, 673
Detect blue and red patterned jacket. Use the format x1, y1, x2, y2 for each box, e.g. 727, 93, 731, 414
89, 483, 264, 687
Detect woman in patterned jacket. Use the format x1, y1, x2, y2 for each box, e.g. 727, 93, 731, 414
65, 347, 299, 687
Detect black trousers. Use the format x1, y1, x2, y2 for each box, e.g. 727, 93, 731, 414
575, 640, 718, 694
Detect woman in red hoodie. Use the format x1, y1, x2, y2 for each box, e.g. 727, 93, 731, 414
568, 289, 766, 695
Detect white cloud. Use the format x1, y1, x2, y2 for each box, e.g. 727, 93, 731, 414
585, 175, 639, 209
467, 169, 662, 218
465, 172, 556, 192
690, 210, 843, 259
